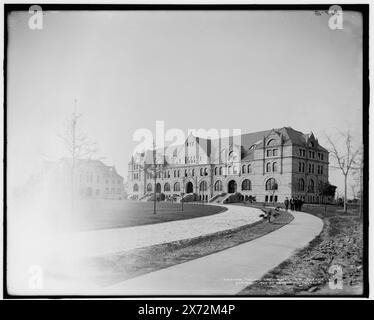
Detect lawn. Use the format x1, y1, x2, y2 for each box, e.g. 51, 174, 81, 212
73, 200, 226, 231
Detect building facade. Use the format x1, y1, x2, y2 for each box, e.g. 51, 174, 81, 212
127, 127, 329, 203
31, 158, 125, 200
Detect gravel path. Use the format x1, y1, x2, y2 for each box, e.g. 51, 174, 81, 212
57, 204, 262, 258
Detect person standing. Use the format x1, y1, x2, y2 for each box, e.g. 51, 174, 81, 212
284, 197, 290, 211
290, 197, 295, 211
299, 198, 304, 211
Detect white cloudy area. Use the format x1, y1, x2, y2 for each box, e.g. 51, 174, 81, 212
7, 10, 362, 194
6, 10, 363, 294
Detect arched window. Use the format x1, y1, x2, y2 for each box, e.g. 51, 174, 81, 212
215, 167, 218, 175
272, 162, 278, 172
200, 181, 207, 192
174, 182, 180, 192
228, 166, 233, 175
219, 167, 223, 175
204, 168, 208, 176
227, 150, 238, 162
247, 164, 252, 173
200, 168, 203, 176
146, 183, 152, 192
266, 162, 271, 173
242, 165, 246, 174
133, 184, 139, 192
177, 170, 180, 178
214, 180, 223, 191
308, 179, 315, 193
265, 178, 277, 191
192, 169, 195, 176
242, 179, 251, 191
164, 182, 170, 192
298, 178, 305, 192
267, 139, 276, 146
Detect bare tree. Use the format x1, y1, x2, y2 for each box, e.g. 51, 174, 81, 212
58, 100, 101, 221
58, 111, 100, 162
325, 130, 362, 213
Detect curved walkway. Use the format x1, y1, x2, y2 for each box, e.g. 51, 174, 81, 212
105, 210, 323, 295
58, 204, 262, 257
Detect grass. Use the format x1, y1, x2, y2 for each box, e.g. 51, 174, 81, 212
73, 200, 226, 231
237, 204, 364, 296
84, 209, 294, 286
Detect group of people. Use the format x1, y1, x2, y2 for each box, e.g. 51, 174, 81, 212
284, 197, 304, 211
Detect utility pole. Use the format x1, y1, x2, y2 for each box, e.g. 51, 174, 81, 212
70, 98, 81, 227
153, 139, 157, 215
181, 176, 185, 212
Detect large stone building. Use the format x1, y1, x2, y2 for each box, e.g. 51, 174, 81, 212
127, 127, 329, 203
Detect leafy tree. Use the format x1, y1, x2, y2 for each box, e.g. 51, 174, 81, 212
318, 181, 337, 204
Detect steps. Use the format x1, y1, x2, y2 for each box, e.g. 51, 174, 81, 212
210, 193, 228, 203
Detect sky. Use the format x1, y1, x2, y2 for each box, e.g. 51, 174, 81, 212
7, 9, 363, 196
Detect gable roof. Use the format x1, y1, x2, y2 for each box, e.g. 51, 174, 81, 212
132, 127, 328, 165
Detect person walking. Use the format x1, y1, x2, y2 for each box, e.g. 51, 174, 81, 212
284, 197, 290, 211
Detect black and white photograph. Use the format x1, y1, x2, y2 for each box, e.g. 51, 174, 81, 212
2, 2, 370, 301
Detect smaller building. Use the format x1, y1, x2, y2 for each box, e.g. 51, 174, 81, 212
27, 158, 125, 200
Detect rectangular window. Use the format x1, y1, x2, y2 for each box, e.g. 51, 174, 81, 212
267, 149, 272, 157
273, 149, 278, 156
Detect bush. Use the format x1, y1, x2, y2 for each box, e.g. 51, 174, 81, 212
224, 192, 243, 204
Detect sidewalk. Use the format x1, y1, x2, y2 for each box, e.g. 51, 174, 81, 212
105, 210, 323, 295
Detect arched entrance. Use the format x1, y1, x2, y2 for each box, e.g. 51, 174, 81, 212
186, 181, 194, 193
228, 180, 237, 193
156, 183, 161, 193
